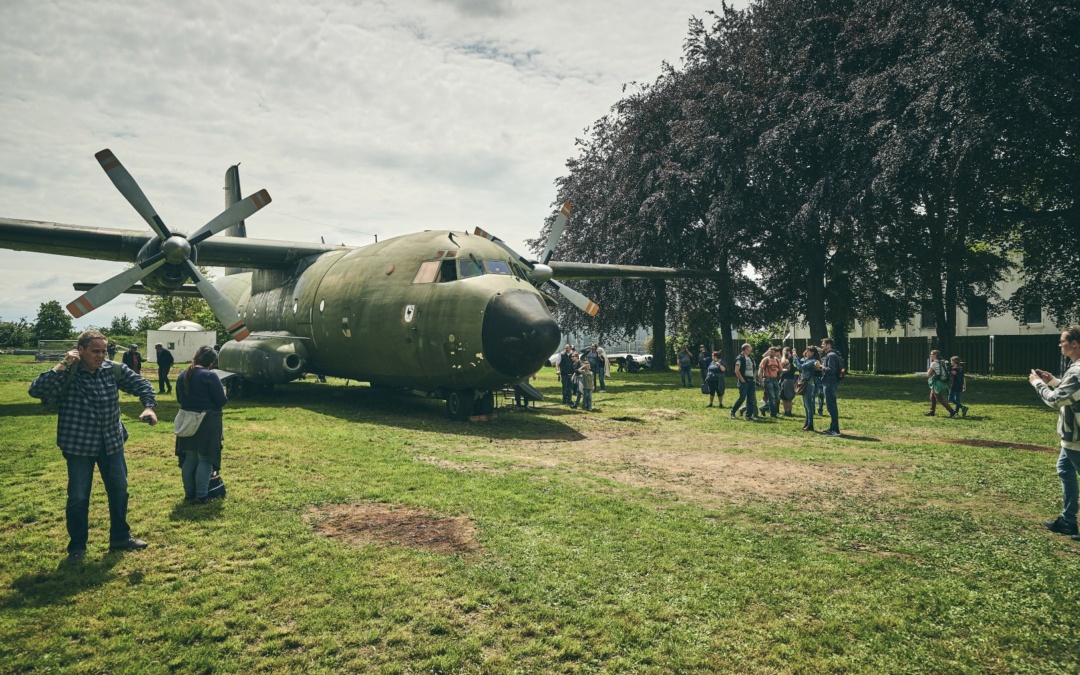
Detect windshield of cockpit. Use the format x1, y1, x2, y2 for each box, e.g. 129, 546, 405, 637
412, 256, 529, 283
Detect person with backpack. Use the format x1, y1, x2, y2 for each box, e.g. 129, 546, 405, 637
28, 330, 158, 562
819, 338, 844, 436
730, 343, 760, 421
925, 349, 958, 418
948, 356, 969, 417
1031, 325, 1080, 538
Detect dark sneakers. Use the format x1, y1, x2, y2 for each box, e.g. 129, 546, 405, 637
109, 537, 149, 552
65, 550, 86, 564
1044, 517, 1079, 536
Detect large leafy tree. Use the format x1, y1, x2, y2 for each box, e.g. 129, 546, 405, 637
32, 301, 74, 342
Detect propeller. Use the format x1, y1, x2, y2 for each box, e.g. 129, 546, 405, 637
67, 149, 269, 341
473, 201, 600, 317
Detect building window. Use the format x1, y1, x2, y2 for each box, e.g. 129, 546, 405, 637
919, 303, 936, 329
1023, 301, 1042, 325
967, 296, 988, 328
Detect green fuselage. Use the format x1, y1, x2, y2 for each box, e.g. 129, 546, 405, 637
214, 230, 560, 393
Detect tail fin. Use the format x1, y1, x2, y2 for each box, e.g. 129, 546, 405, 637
222, 164, 248, 276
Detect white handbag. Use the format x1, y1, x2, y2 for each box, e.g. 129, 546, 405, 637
173, 409, 207, 437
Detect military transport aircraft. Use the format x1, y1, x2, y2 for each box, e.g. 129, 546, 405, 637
0, 150, 714, 419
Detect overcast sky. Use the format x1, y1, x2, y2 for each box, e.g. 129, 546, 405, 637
0, 0, 740, 330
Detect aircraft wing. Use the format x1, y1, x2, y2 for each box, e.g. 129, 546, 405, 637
0, 217, 348, 269
548, 261, 722, 280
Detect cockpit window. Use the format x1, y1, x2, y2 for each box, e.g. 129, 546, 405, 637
436, 259, 458, 282
412, 260, 440, 284
416, 257, 515, 283
484, 260, 511, 275
459, 257, 484, 279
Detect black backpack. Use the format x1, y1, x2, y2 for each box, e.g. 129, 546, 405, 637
936, 360, 950, 382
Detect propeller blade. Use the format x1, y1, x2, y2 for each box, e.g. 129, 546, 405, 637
473, 226, 533, 268
541, 202, 571, 265
66, 253, 167, 318
187, 189, 272, 246
547, 279, 599, 316
185, 261, 250, 341
94, 149, 172, 239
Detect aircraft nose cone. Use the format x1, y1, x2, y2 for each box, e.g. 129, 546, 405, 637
482, 291, 560, 379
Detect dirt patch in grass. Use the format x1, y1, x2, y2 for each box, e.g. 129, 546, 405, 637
594, 446, 898, 507
944, 438, 1057, 454
307, 503, 480, 555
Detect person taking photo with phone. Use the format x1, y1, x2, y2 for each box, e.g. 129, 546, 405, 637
1031, 326, 1080, 538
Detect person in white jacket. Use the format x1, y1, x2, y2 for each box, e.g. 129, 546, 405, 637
1031, 325, 1080, 539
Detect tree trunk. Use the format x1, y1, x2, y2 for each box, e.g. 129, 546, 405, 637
806, 252, 828, 341
651, 279, 668, 369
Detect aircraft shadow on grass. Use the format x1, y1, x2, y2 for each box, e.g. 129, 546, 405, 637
230, 381, 587, 442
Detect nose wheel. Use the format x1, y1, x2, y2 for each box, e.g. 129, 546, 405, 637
446, 389, 475, 421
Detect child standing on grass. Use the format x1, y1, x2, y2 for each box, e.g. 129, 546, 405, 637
948, 356, 970, 417
580, 363, 595, 411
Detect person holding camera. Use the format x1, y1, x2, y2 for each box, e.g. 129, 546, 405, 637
175, 346, 228, 504
1031, 326, 1080, 538
28, 330, 157, 562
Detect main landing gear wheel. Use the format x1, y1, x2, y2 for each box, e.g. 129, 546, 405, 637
446, 389, 475, 421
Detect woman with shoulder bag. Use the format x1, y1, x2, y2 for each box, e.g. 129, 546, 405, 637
175, 346, 228, 503
926, 349, 957, 418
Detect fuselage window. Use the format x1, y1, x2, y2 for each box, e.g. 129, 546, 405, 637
412, 260, 440, 284
436, 259, 458, 283
459, 258, 484, 279
484, 260, 511, 275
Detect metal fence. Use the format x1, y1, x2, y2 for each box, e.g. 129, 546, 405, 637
848, 335, 1063, 376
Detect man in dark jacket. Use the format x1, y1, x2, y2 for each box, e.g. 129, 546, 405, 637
154, 343, 175, 394
820, 338, 844, 436
557, 344, 576, 405
122, 344, 142, 374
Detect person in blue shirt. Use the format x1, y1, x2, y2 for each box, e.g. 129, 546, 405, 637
175, 346, 228, 504
819, 338, 844, 436
28, 330, 157, 562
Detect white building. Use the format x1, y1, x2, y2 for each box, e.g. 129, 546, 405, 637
146, 320, 216, 364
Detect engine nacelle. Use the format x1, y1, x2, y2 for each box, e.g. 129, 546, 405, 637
136, 238, 190, 292
217, 332, 308, 384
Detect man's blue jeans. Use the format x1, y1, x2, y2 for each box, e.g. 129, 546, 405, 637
822, 380, 840, 433
561, 373, 573, 404
801, 381, 816, 428
763, 378, 780, 417
680, 366, 692, 386
1057, 447, 1080, 525
64, 447, 130, 552
732, 380, 758, 418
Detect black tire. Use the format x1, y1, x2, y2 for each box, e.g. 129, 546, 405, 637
446, 389, 475, 421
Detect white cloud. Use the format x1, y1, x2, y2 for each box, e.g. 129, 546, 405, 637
0, 0, 740, 328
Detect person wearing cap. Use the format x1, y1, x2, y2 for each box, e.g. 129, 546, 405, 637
121, 343, 142, 374
154, 343, 175, 394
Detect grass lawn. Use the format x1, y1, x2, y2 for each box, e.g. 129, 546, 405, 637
2, 354, 1079, 673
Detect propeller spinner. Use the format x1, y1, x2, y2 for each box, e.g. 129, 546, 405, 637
473, 202, 599, 317
65, 150, 271, 341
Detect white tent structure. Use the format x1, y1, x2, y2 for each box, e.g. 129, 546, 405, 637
146, 321, 216, 364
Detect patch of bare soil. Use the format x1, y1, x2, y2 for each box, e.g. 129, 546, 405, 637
592, 445, 897, 508
944, 438, 1057, 454
306, 503, 480, 555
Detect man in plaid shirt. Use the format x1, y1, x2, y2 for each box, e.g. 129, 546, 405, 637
29, 330, 158, 562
